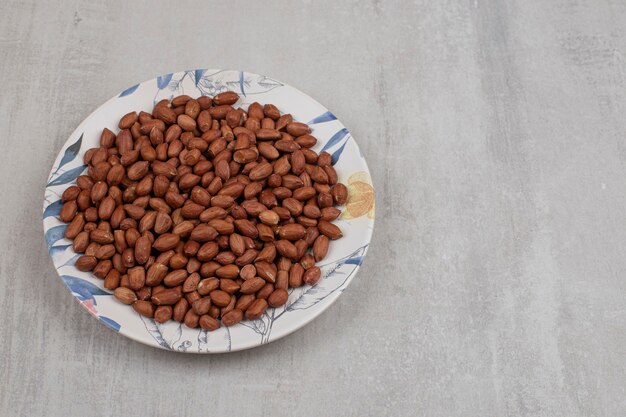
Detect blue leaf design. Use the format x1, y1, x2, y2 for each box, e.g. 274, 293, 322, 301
341, 256, 363, 266
194, 69, 206, 86
321, 245, 368, 269
57, 133, 83, 171
320, 128, 349, 153
99, 316, 121, 332
49, 244, 71, 258
61, 275, 111, 303
157, 73, 173, 89
60, 254, 81, 268
43, 200, 63, 219
45, 225, 67, 249
308, 111, 337, 125
119, 84, 139, 97
331, 140, 349, 165
47, 165, 86, 187
239, 71, 246, 96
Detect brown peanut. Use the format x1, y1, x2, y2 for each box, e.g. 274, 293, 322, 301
58, 91, 349, 330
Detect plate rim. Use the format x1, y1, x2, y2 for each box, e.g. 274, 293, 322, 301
43, 68, 375, 353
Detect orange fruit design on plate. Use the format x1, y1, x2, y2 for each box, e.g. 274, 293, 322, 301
342, 172, 375, 219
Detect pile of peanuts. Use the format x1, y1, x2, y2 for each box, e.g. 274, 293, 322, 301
58, 91, 347, 330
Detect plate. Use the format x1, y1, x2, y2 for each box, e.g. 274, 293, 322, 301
42, 69, 375, 353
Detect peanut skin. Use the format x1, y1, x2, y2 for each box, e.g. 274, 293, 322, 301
57, 91, 348, 329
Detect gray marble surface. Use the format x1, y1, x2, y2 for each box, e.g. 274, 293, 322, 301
1, 0, 625, 416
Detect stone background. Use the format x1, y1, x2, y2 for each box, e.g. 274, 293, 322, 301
1, 1, 625, 416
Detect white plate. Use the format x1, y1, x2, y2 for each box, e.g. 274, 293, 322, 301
43, 69, 375, 353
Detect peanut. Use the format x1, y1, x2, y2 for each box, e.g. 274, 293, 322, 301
58, 91, 347, 330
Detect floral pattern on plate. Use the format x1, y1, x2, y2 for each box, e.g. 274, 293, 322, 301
43, 69, 374, 353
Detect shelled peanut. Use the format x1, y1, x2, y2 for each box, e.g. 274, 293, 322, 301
59, 91, 348, 330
